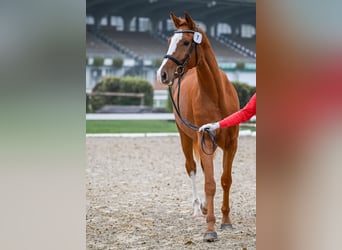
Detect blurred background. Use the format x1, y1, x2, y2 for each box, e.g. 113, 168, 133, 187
85, 0, 256, 116
1, 0, 342, 249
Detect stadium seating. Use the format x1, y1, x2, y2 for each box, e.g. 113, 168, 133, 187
234, 37, 256, 52
209, 38, 254, 63
218, 34, 256, 59
86, 31, 125, 58
86, 27, 256, 63
97, 30, 167, 59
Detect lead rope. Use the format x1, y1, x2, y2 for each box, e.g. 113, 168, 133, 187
168, 71, 217, 155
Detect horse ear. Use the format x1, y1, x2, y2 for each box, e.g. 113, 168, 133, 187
184, 12, 196, 30
170, 12, 181, 28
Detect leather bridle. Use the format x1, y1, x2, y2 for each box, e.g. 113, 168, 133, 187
163, 29, 199, 76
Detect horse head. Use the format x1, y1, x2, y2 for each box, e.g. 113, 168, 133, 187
157, 12, 205, 85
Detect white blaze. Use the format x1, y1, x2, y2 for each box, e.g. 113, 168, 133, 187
156, 33, 183, 83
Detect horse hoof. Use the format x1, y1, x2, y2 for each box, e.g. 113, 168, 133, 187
220, 223, 233, 230
203, 231, 218, 242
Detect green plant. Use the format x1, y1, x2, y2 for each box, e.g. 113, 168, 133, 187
90, 76, 153, 112
121, 76, 153, 106
91, 77, 121, 111
86, 94, 93, 113
232, 81, 255, 109
93, 57, 104, 67
112, 57, 123, 68
236, 62, 245, 71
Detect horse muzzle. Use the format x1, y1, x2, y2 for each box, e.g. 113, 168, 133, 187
161, 71, 168, 83
159, 71, 174, 86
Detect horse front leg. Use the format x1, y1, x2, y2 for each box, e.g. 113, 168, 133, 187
189, 171, 204, 218
221, 136, 238, 229
200, 155, 217, 242
178, 131, 203, 218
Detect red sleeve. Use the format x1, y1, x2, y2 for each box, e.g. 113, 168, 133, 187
219, 93, 256, 128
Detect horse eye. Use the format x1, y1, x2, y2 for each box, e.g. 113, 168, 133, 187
183, 41, 190, 46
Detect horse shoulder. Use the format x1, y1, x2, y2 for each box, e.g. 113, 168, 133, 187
218, 70, 240, 112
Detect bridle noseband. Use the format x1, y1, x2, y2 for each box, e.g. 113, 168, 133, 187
163, 28, 217, 155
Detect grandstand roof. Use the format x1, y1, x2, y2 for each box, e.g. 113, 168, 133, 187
86, 0, 255, 27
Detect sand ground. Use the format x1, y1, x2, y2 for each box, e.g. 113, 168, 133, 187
86, 135, 256, 249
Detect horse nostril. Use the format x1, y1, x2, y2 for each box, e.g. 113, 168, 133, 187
161, 71, 168, 82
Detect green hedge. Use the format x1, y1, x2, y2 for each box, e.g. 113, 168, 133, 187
86, 93, 93, 113
235, 62, 245, 71
93, 57, 104, 67
88, 76, 153, 112
232, 81, 256, 109
112, 57, 123, 68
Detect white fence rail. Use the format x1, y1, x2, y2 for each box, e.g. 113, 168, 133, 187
86, 113, 175, 120
86, 113, 256, 127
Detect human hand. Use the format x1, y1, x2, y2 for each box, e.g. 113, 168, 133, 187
199, 122, 220, 132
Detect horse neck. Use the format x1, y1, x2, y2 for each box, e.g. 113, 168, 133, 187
196, 44, 222, 100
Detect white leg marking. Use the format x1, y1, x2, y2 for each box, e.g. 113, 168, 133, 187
190, 171, 203, 218
156, 33, 183, 83
201, 195, 207, 211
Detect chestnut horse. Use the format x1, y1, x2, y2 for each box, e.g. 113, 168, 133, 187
157, 12, 240, 242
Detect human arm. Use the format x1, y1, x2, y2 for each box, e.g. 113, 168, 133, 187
219, 93, 256, 128
199, 93, 256, 132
